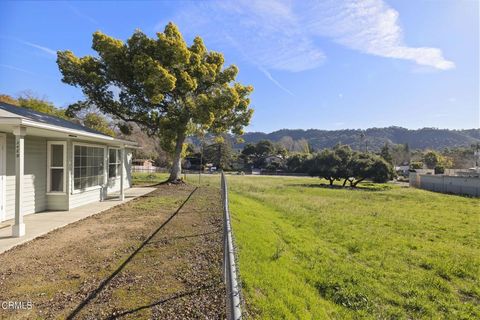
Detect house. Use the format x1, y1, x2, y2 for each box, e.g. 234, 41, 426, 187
132, 159, 154, 168
394, 164, 410, 177
0, 102, 136, 237
264, 155, 285, 165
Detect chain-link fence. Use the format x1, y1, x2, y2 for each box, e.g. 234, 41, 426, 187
221, 172, 243, 320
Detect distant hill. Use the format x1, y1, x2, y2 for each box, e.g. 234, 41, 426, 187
236, 127, 480, 151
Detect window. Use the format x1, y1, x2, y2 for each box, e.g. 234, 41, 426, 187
47, 142, 66, 193
73, 145, 105, 190
109, 148, 121, 178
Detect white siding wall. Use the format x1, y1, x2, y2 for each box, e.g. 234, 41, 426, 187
107, 151, 132, 193
2, 135, 133, 220
69, 187, 105, 209
69, 142, 132, 209
4, 134, 47, 220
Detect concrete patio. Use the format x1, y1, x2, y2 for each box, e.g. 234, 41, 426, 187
0, 187, 156, 254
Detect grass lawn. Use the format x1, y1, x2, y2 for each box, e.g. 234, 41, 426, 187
0, 182, 225, 319
222, 175, 480, 319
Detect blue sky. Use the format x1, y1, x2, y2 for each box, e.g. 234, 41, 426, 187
0, 0, 478, 132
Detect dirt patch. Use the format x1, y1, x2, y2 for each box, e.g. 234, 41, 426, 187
0, 184, 225, 319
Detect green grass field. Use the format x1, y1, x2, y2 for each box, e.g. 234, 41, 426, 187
225, 175, 479, 319
131, 172, 479, 319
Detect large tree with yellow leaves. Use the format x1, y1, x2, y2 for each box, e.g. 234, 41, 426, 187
57, 23, 253, 182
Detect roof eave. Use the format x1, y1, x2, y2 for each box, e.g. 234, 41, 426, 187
0, 117, 137, 147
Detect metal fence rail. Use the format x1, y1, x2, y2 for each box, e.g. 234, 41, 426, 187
221, 172, 243, 320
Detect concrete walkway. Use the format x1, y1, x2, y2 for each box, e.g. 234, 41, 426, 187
0, 187, 156, 254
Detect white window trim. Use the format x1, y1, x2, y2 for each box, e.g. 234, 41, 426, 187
108, 147, 121, 180
47, 141, 67, 195
72, 142, 107, 194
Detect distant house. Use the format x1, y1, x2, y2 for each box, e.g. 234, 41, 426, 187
264, 155, 285, 165
132, 159, 154, 168
394, 164, 410, 176
0, 102, 136, 237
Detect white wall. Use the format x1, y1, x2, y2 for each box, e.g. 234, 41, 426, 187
4, 134, 47, 220
1, 134, 134, 221
69, 141, 132, 209
410, 172, 480, 197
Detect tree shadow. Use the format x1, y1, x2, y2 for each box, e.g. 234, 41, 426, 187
286, 183, 392, 192
146, 228, 222, 245
66, 187, 198, 320
104, 281, 221, 319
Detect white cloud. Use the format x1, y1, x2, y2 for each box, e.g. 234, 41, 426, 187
65, 3, 99, 25
161, 0, 454, 92
0, 64, 35, 75
259, 67, 294, 96
165, 0, 326, 73
302, 0, 455, 70
18, 39, 56, 56
0, 36, 57, 57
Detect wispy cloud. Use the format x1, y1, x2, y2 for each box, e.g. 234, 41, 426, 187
163, 0, 326, 73
65, 3, 99, 25
18, 39, 57, 56
302, 0, 454, 70
0, 35, 57, 57
165, 0, 454, 75
0, 64, 35, 75
259, 67, 294, 96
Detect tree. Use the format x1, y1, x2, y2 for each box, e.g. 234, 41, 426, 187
348, 153, 393, 186
410, 161, 423, 169
0, 94, 20, 106
286, 153, 309, 173
423, 150, 453, 172
17, 92, 69, 119
255, 140, 275, 158
278, 136, 294, 152
57, 23, 253, 182
203, 136, 233, 170
83, 112, 115, 136
304, 146, 394, 187
306, 149, 340, 185
240, 140, 275, 168
423, 150, 441, 169
380, 142, 393, 165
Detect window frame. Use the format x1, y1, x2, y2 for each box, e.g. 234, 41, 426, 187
72, 142, 107, 194
108, 147, 121, 179
47, 141, 67, 195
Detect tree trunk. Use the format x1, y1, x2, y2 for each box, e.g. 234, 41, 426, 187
329, 178, 334, 186
352, 178, 365, 187
168, 130, 186, 182
342, 179, 348, 187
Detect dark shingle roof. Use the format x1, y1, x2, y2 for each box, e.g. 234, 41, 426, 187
0, 102, 109, 137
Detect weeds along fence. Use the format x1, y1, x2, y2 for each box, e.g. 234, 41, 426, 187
221, 172, 243, 320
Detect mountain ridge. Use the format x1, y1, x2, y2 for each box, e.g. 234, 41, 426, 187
237, 126, 480, 151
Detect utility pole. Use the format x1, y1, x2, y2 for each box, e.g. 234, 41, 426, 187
473, 142, 480, 169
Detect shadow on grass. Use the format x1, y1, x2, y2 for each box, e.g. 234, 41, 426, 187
286, 182, 393, 192
105, 280, 221, 319
66, 187, 198, 320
